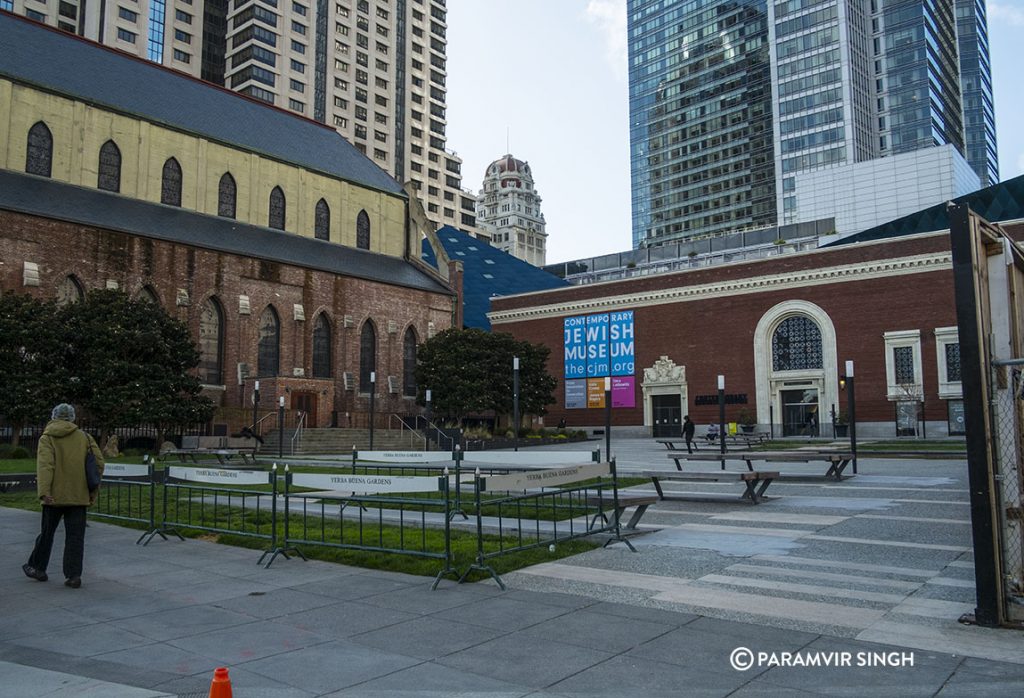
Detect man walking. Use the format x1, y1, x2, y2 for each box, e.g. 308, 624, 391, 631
23, 403, 104, 588
683, 415, 696, 454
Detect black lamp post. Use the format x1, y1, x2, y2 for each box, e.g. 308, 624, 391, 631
845, 360, 857, 474
604, 376, 612, 462
718, 374, 726, 455
252, 379, 260, 433
425, 389, 432, 452
513, 357, 520, 452
369, 371, 376, 450
277, 396, 285, 461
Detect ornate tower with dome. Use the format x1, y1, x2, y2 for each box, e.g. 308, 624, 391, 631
476, 154, 548, 267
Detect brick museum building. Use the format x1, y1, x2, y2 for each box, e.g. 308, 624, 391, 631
490, 178, 1024, 439
0, 13, 457, 432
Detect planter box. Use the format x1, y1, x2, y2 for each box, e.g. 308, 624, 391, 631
463, 435, 590, 451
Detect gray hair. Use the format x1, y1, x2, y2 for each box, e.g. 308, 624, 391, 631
51, 403, 76, 422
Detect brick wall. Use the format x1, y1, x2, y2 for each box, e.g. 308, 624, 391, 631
0, 209, 453, 429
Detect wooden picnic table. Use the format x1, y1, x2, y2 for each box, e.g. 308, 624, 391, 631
641, 469, 779, 505
665, 450, 854, 480
586, 493, 659, 530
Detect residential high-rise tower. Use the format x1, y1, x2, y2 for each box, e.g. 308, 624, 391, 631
1, 0, 477, 235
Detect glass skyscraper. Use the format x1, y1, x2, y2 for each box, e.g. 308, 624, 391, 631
628, 0, 999, 246
628, 0, 776, 247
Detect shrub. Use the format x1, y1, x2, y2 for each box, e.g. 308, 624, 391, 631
9, 446, 31, 459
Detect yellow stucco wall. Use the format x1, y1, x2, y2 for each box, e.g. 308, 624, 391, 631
1, 78, 408, 257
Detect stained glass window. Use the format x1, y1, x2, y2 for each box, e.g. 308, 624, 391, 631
98, 140, 121, 192
403, 327, 417, 396
56, 276, 83, 307
218, 172, 236, 218
257, 306, 280, 377
199, 297, 224, 384
359, 321, 376, 391
356, 209, 370, 249
771, 316, 822, 371
894, 345, 915, 384
26, 122, 53, 177
315, 199, 330, 240
945, 343, 961, 382
312, 314, 332, 378
161, 157, 182, 206
269, 186, 286, 230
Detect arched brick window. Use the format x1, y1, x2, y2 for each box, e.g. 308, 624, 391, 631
771, 316, 823, 371
312, 313, 332, 378
356, 209, 370, 250
359, 321, 376, 391
269, 186, 286, 230
315, 199, 330, 241
56, 275, 84, 308
403, 327, 418, 397
26, 122, 53, 177
199, 297, 224, 385
161, 157, 182, 206
218, 172, 236, 218
257, 306, 280, 377
97, 140, 121, 192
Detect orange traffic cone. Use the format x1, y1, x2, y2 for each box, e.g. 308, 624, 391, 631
208, 666, 233, 698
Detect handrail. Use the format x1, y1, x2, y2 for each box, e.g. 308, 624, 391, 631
255, 412, 275, 437
423, 419, 455, 451
290, 411, 306, 455
389, 413, 426, 450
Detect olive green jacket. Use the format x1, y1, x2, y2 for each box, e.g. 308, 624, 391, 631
36, 420, 105, 506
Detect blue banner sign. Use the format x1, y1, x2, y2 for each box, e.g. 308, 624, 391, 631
586, 314, 610, 377
563, 310, 636, 407
609, 310, 635, 376
563, 316, 587, 379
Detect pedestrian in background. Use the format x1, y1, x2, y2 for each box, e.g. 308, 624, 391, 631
683, 415, 696, 453
23, 403, 104, 588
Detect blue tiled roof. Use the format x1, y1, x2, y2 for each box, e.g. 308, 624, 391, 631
422, 226, 569, 329
0, 12, 404, 196
825, 173, 1024, 246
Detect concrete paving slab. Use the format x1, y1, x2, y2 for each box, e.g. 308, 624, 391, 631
326, 659, 531, 697
271, 599, 419, 639
350, 615, 505, 659
0, 660, 173, 697
548, 654, 747, 697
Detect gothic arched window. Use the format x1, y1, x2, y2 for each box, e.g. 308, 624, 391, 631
771, 316, 823, 371
312, 314, 332, 378
56, 275, 84, 308
161, 157, 182, 206
138, 286, 160, 305
359, 321, 376, 391
218, 172, 236, 218
26, 122, 53, 177
315, 199, 330, 241
402, 327, 417, 397
269, 186, 286, 230
199, 297, 224, 385
257, 306, 280, 377
97, 140, 121, 192
356, 209, 370, 250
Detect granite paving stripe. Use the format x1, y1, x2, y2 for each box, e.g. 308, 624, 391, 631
887, 597, 974, 618
801, 535, 970, 552
924, 577, 976, 588
697, 574, 907, 604
708, 512, 848, 526
514, 563, 688, 593
651, 586, 887, 630
854, 514, 972, 524
750, 554, 941, 578
724, 564, 923, 591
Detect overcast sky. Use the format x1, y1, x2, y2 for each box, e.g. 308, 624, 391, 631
446, 0, 1023, 265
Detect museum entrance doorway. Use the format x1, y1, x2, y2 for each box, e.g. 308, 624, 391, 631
781, 388, 819, 436
652, 394, 682, 437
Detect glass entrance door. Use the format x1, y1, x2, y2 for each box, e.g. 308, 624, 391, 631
781, 388, 819, 436
652, 395, 682, 437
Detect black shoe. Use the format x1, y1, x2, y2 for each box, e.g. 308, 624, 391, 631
64, 577, 81, 588
22, 564, 48, 582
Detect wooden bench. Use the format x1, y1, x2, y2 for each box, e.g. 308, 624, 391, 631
655, 438, 699, 452
665, 450, 854, 481
642, 469, 779, 505
586, 493, 660, 530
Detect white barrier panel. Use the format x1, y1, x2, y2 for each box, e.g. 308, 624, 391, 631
480, 462, 610, 493
102, 463, 150, 478
356, 451, 454, 464
460, 451, 597, 466
167, 466, 270, 486
291, 472, 442, 495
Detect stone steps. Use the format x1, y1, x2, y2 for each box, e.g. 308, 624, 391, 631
261, 428, 424, 455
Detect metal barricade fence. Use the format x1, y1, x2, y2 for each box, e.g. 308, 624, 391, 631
158, 465, 278, 561
459, 459, 635, 589
280, 467, 459, 588
990, 363, 1024, 621
89, 460, 164, 545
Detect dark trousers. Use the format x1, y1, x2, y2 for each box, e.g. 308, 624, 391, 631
684, 435, 694, 454
27, 505, 87, 579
